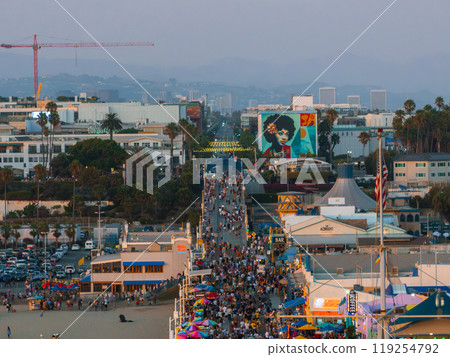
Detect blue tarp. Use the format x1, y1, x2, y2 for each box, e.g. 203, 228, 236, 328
279, 247, 297, 262
282, 296, 306, 309
80, 275, 91, 283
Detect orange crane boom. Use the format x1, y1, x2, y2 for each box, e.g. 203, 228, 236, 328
1, 34, 155, 100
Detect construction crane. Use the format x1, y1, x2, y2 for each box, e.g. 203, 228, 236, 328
1, 34, 155, 100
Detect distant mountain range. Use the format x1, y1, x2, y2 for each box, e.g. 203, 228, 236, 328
0, 51, 448, 110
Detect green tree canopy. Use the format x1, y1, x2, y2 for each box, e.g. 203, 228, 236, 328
68, 138, 127, 171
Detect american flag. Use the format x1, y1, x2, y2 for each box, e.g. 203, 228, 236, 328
375, 152, 388, 209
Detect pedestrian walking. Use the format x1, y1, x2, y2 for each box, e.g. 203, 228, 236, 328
7, 326, 11, 339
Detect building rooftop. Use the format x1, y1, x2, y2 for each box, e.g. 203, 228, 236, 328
394, 153, 450, 162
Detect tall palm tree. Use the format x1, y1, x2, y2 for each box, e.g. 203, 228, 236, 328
53, 223, 62, 248
325, 108, 338, 165
404, 99, 416, 115
45, 101, 60, 177
435, 96, 444, 111
358, 132, 371, 157
164, 122, 180, 175
1, 223, 11, 248
12, 223, 21, 249
64, 222, 76, 247
101, 113, 123, 140
0, 168, 13, 221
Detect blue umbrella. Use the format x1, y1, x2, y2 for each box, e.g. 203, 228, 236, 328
292, 320, 308, 327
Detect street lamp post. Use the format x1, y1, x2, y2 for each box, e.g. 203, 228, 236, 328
347, 150, 352, 163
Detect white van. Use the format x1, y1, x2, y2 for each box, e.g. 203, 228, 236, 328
84, 241, 95, 250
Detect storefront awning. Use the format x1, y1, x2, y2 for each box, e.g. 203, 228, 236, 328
282, 296, 306, 309
80, 275, 91, 283
123, 280, 162, 285
123, 261, 164, 267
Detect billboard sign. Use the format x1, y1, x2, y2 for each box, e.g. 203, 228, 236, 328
259, 111, 317, 158
347, 289, 358, 316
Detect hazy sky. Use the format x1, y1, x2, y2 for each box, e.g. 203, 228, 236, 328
1, 0, 449, 65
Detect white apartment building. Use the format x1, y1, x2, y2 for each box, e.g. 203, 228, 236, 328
393, 153, 450, 186
0, 133, 183, 176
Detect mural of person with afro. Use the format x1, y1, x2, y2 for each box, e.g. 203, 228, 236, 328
263, 114, 296, 158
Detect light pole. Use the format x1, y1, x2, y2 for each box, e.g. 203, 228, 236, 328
347, 150, 352, 163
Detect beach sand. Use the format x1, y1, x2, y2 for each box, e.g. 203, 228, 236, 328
0, 300, 174, 339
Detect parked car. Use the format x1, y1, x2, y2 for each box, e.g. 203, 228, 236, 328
84, 241, 95, 250
61, 244, 69, 251
56, 248, 66, 256
65, 265, 75, 274
55, 271, 66, 279
71, 244, 81, 251
78, 264, 88, 274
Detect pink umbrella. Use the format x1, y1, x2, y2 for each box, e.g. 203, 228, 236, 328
189, 330, 208, 339
184, 324, 199, 332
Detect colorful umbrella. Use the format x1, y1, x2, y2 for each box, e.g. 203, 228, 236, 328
194, 309, 204, 315
181, 321, 192, 328
201, 319, 217, 327
189, 288, 201, 293
192, 317, 204, 325
189, 330, 208, 339
206, 292, 218, 299
41, 282, 50, 288
193, 298, 211, 306
277, 325, 298, 333
176, 330, 188, 339
184, 324, 199, 332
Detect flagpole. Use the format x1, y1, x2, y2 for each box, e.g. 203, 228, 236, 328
377, 129, 387, 339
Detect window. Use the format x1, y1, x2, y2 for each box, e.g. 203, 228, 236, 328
143, 143, 150, 147
81, 282, 91, 292
125, 265, 142, 273
400, 214, 405, 222
53, 145, 61, 153
431, 173, 435, 177
407, 214, 413, 222
93, 283, 102, 292
92, 264, 101, 273
438, 172, 446, 177
19, 158, 23, 163
134, 143, 139, 147
145, 265, 163, 273
29, 158, 33, 162
153, 142, 159, 148
65, 145, 72, 152
438, 162, 446, 167
28, 145, 37, 154
14, 157, 18, 163
112, 262, 121, 273
415, 163, 426, 167
395, 163, 405, 168
416, 173, 426, 177
415, 214, 419, 222
102, 263, 112, 273
431, 163, 435, 167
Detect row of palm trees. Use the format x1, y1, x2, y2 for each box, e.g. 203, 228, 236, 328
393, 97, 450, 153
0, 221, 76, 248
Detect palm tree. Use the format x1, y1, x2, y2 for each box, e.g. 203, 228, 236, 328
164, 122, 180, 175
29, 222, 39, 245
53, 223, 62, 248
0, 168, 14, 221
185, 123, 198, 161
37, 221, 49, 248
34, 164, 46, 221
46, 101, 60, 177
101, 113, 123, 140
325, 109, 338, 165
358, 132, 371, 157
435, 96, 444, 111
404, 99, 416, 114
12, 223, 21, 248
393, 109, 406, 151
64, 222, 76, 247
1, 223, 11, 248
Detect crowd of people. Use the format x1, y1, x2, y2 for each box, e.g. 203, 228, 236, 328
184, 173, 291, 338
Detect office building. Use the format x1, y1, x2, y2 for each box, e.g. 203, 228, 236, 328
319, 87, 336, 106
370, 90, 387, 111
347, 95, 360, 106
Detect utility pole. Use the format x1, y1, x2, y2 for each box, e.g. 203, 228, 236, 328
377, 129, 388, 339
98, 201, 102, 251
